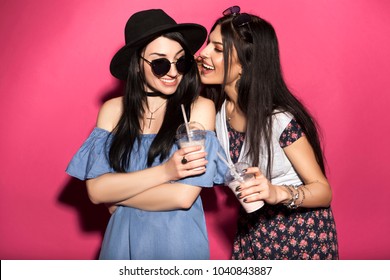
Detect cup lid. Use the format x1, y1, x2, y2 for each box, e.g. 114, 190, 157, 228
224, 162, 251, 184
176, 121, 206, 139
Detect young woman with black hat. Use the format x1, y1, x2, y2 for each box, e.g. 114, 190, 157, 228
66, 9, 227, 260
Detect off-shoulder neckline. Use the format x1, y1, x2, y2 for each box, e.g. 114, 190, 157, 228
93, 127, 216, 137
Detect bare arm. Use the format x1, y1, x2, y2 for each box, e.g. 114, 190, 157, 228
86, 97, 208, 205
238, 136, 332, 208
114, 183, 201, 211
282, 136, 332, 207
106, 96, 217, 211
189, 96, 216, 131
87, 145, 208, 204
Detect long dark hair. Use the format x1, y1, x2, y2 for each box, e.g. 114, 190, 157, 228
110, 32, 201, 172
201, 14, 326, 177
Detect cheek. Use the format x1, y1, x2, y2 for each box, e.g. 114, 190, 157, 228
210, 57, 225, 81
175, 75, 183, 86
143, 70, 160, 92
214, 56, 224, 71
143, 68, 154, 83
215, 69, 226, 83
224, 70, 241, 86
225, 60, 242, 84
200, 70, 225, 85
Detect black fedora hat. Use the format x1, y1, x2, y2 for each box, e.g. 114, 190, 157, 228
110, 9, 207, 80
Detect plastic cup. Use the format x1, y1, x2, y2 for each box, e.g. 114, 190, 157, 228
224, 162, 264, 213
176, 122, 206, 170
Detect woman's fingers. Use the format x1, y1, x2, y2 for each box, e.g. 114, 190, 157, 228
179, 145, 203, 155
167, 146, 208, 179
178, 146, 207, 167
238, 176, 269, 199
245, 166, 264, 178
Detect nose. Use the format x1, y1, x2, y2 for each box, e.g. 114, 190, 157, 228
199, 50, 207, 59
166, 61, 179, 77
195, 55, 203, 65
199, 44, 211, 59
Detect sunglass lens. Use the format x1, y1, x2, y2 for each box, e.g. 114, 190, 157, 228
151, 59, 171, 76
176, 56, 194, 74
223, 5, 240, 16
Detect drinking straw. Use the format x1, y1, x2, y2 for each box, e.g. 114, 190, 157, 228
216, 152, 243, 182
181, 104, 192, 142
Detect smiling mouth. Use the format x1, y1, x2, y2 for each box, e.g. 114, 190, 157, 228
160, 77, 177, 84
202, 63, 215, 70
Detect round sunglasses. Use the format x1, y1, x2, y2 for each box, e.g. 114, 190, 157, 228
222, 5, 253, 42
140, 56, 194, 77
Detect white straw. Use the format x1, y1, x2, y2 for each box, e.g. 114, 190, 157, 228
217, 152, 242, 181
181, 104, 192, 142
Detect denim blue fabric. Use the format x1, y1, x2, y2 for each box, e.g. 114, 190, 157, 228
66, 127, 228, 259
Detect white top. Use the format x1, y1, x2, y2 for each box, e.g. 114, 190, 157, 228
215, 100, 303, 186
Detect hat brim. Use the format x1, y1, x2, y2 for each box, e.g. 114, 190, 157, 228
110, 23, 207, 80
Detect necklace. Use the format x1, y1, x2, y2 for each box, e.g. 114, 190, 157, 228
227, 102, 235, 122
145, 100, 167, 128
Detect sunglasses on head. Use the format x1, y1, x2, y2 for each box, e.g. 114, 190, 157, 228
140, 55, 194, 77
222, 6, 252, 30
223, 5, 240, 16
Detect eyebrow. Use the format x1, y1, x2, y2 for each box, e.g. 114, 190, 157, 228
211, 40, 223, 46
148, 49, 185, 57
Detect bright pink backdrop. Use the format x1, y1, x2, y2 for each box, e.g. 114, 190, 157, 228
1, 0, 389, 260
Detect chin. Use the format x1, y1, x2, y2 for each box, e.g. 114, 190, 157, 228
200, 76, 220, 85
159, 89, 177, 96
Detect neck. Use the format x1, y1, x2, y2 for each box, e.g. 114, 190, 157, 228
146, 91, 163, 97
143, 98, 167, 129
226, 101, 247, 132
224, 82, 239, 102
226, 99, 245, 121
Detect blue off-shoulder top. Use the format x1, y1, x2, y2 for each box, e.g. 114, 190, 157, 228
66, 127, 228, 260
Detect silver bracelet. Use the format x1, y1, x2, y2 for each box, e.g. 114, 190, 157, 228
283, 185, 299, 209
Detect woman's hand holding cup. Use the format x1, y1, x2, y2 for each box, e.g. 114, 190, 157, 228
164, 146, 208, 181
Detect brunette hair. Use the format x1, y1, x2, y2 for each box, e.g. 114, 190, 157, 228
201, 14, 326, 177
110, 32, 200, 172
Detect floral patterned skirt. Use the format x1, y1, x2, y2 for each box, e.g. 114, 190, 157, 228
232, 205, 339, 260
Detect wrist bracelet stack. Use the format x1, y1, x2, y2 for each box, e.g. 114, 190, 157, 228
283, 185, 305, 209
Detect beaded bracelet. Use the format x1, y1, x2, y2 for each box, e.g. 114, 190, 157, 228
295, 186, 306, 208
283, 185, 307, 209
283, 185, 299, 209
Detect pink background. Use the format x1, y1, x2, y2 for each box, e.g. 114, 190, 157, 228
1, 0, 389, 260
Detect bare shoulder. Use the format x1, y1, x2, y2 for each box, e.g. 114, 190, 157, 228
96, 96, 123, 132
192, 96, 215, 111
190, 96, 216, 130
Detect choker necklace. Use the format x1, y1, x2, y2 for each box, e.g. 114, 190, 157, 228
146, 91, 163, 97
146, 100, 167, 128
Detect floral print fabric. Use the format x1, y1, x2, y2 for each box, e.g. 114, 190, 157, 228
232, 205, 338, 259
227, 119, 339, 259
279, 118, 305, 148
227, 121, 246, 163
